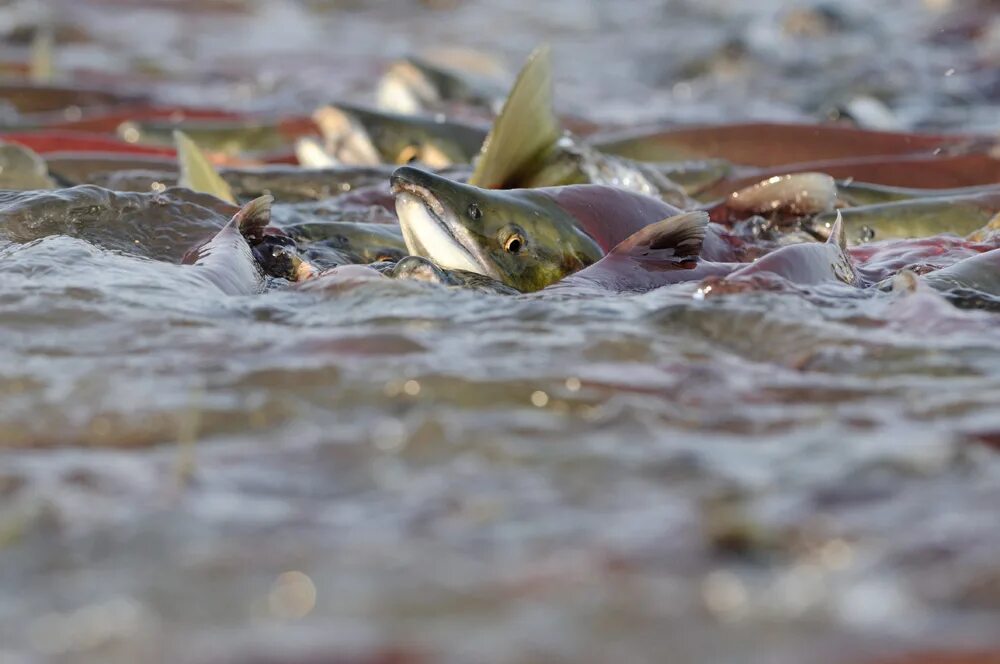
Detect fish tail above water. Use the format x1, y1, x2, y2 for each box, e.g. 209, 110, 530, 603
468, 45, 560, 189
190, 196, 271, 295
232, 194, 273, 244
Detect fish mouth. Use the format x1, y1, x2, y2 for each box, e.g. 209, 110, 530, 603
390, 170, 501, 280
312, 105, 382, 166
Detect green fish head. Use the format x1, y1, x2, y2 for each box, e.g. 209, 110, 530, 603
390, 166, 601, 292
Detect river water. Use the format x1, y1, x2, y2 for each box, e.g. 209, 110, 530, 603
1, 1, 1000, 663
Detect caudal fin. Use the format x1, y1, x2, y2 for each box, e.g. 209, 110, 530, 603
468, 45, 561, 189
232, 195, 273, 244
175, 130, 237, 204
609, 211, 708, 263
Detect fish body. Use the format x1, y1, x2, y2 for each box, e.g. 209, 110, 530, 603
550, 212, 736, 293
313, 103, 487, 168
390, 165, 734, 292
589, 122, 989, 167
118, 119, 298, 155
804, 192, 1000, 244
186, 196, 269, 295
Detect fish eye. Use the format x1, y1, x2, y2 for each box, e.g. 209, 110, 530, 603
504, 233, 525, 254
467, 203, 483, 220
397, 145, 420, 164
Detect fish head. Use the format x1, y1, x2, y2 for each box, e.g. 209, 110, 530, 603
314, 104, 481, 169
390, 166, 602, 292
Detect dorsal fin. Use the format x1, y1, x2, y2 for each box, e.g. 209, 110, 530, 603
174, 130, 237, 204
610, 211, 708, 261
232, 195, 273, 243
468, 45, 561, 189
29, 27, 54, 84
826, 210, 847, 249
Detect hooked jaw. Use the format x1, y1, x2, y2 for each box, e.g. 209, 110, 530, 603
390, 166, 502, 281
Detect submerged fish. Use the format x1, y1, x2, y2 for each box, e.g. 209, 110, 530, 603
280, 220, 408, 265
701, 152, 1000, 200
43, 152, 179, 185
836, 181, 1000, 207
803, 192, 1000, 244
0, 82, 145, 114
916, 248, 1000, 299
312, 103, 487, 168
704, 213, 860, 291
589, 121, 990, 167
390, 165, 734, 292
118, 118, 300, 155
388, 255, 520, 294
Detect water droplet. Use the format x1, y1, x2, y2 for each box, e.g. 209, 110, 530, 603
702, 570, 748, 621
530, 390, 549, 407
267, 571, 317, 621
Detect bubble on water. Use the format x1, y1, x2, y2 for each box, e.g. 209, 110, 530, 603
267, 571, 317, 621
702, 570, 748, 621
372, 418, 407, 453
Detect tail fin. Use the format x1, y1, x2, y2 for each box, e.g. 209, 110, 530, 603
232, 195, 273, 243
175, 130, 236, 204
609, 211, 708, 263
468, 45, 561, 189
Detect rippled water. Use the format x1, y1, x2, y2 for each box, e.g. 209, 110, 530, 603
2, 1, 1000, 663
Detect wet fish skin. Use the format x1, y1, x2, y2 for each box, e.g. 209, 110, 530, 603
918, 248, 1000, 299
44, 152, 179, 187
550, 212, 737, 294
188, 196, 269, 296
281, 221, 409, 265
389, 255, 519, 294
804, 192, 1000, 245
313, 103, 488, 168
118, 119, 294, 155
390, 165, 717, 292
836, 181, 1000, 207
588, 121, 990, 168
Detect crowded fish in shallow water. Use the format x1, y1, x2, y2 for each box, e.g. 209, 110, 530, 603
2, 45, 999, 310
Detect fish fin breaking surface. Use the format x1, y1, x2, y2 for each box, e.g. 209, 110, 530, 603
469, 45, 560, 189
175, 130, 237, 204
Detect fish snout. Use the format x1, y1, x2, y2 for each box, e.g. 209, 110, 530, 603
389, 165, 439, 196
